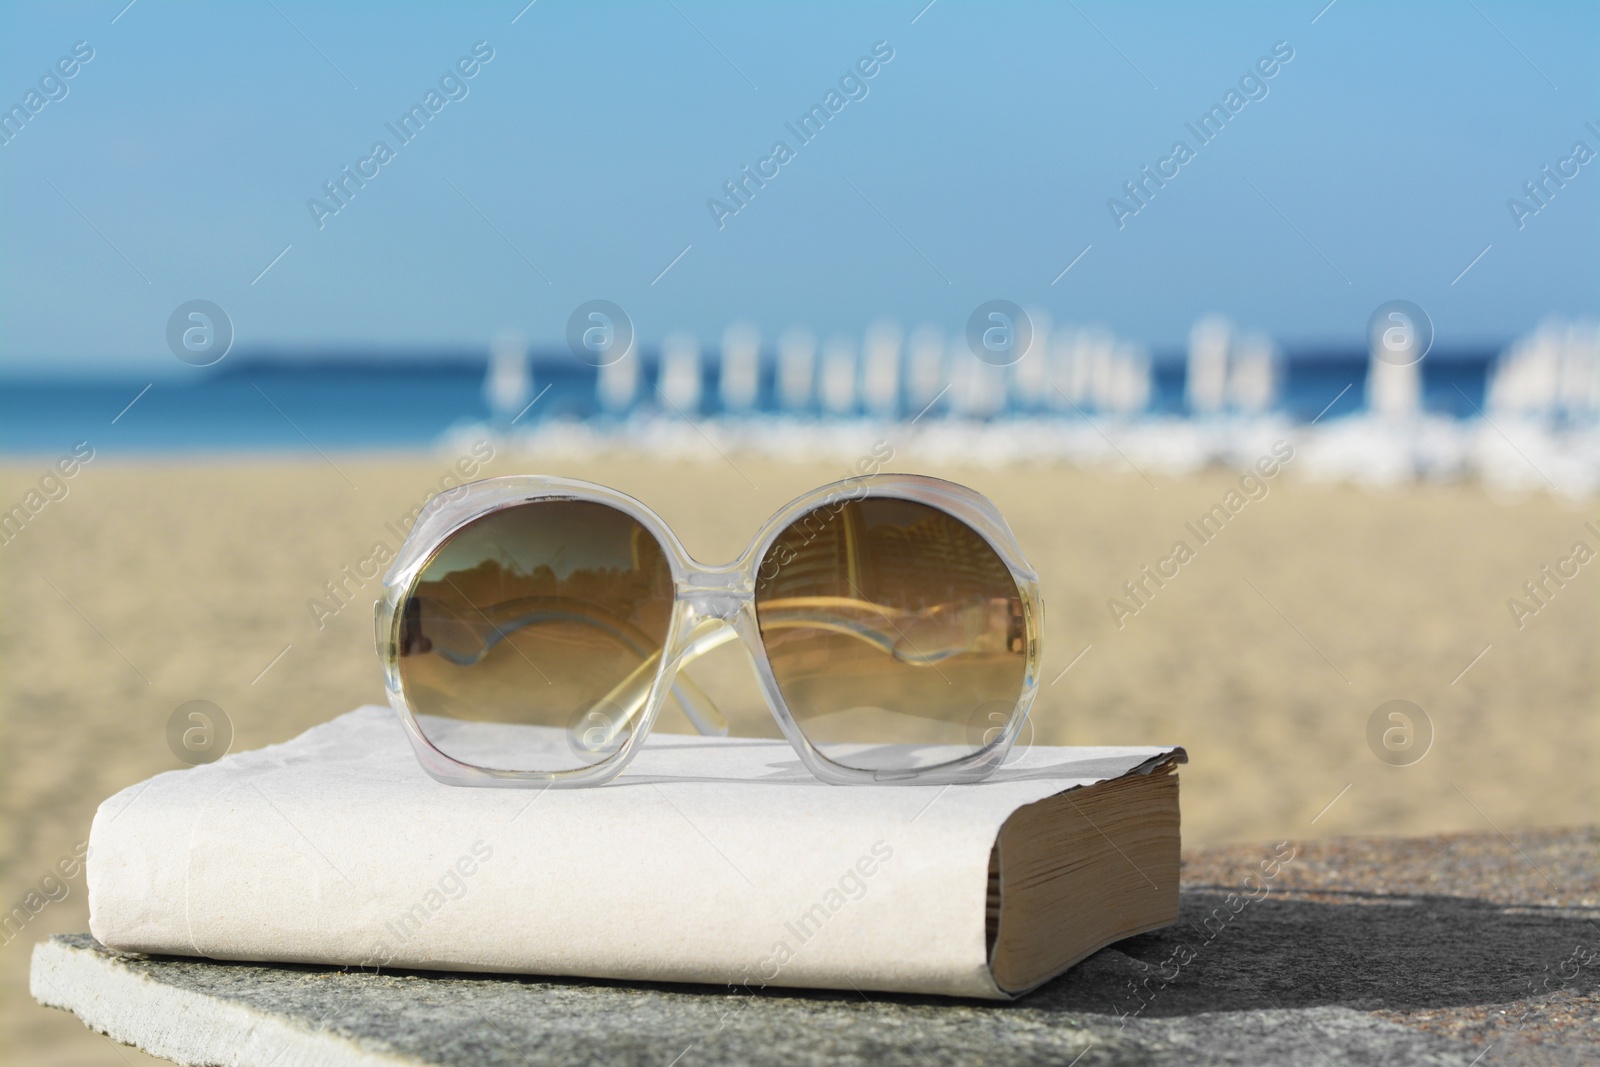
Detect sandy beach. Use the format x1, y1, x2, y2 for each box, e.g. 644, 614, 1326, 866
3, 447, 1595, 1064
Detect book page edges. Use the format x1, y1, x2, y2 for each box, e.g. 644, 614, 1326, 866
986, 751, 1186, 998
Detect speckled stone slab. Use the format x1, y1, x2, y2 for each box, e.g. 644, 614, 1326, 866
33, 828, 1600, 1067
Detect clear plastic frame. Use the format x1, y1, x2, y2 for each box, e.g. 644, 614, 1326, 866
376, 473, 1043, 787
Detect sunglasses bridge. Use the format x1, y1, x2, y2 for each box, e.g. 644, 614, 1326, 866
676, 566, 756, 622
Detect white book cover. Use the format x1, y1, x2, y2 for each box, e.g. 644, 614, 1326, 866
88, 706, 1181, 999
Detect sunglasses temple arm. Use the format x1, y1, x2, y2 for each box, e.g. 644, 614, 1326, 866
597, 598, 1000, 745
668, 671, 728, 737
663, 619, 739, 736
592, 597, 1002, 746
594, 618, 737, 745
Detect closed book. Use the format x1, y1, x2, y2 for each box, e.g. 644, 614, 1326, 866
88, 706, 1184, 999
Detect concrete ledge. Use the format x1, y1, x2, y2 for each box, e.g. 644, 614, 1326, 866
31, 935, 411, 1067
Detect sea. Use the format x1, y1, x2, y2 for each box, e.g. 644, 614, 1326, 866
0, 347, 1497, 455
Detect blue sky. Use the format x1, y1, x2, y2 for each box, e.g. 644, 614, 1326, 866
2, 0, 1596, 374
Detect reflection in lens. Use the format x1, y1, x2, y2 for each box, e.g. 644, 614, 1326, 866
754, 497, 1027, 773
396, 500, 673, 772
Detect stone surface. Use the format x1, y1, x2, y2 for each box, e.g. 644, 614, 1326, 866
33, 828, 1600, 1066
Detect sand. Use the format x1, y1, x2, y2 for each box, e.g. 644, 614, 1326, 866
2, 444, 1595, 1064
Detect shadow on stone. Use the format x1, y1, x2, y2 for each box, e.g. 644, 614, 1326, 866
1033, 888, 1600, 1020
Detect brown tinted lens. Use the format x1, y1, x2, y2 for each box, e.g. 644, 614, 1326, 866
754, 497, 1026, 773
396, 500, 674, 772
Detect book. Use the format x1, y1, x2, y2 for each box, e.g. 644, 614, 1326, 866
88, 706, 1183, 1000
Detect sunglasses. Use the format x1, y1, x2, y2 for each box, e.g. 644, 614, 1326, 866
375, 474, 1042, 787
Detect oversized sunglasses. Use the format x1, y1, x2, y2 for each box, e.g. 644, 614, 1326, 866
376, 474, 1043, 786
